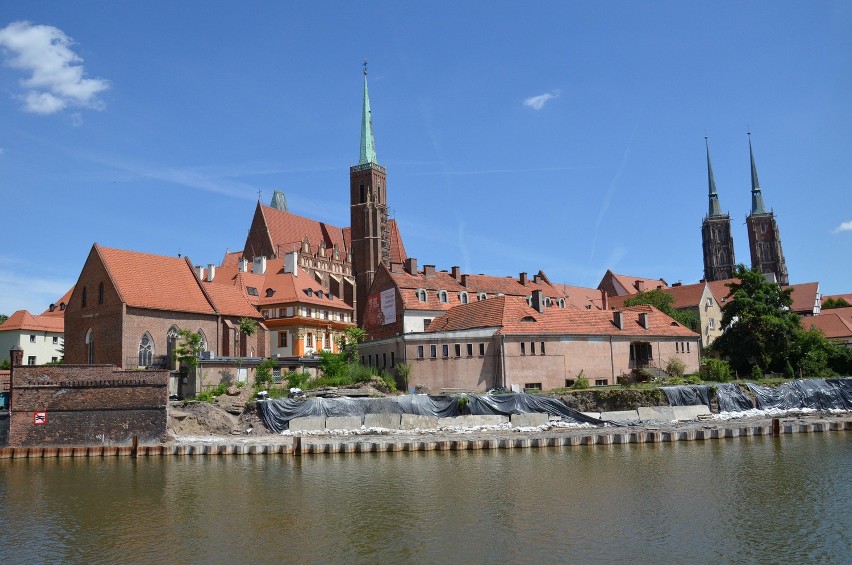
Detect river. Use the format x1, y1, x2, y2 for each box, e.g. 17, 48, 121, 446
1, 433, 849, 564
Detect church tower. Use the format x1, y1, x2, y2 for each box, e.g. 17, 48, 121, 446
701, 137, 736, 281
745, 134, 788, 284
350, 63, 390, 325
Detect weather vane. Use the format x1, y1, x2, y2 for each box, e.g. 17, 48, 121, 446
363, 59, 368, 75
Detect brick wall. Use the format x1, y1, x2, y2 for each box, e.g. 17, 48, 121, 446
8, 364, 167, 447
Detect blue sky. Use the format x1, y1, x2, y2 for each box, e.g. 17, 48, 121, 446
1, 2, 850, 315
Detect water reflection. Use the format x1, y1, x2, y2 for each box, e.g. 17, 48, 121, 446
1, 435, 849, 564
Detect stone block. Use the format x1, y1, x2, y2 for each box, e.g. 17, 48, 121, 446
441, 415, 509, 427
600, 410, 640, 422
325, 416, 362, 431
364, 413, 402, 430
511, 412, 549, 428
637, 406, 675, 422
671, 405, 711, 421
399, 414, 439, 430
288, 416, 326, 432
581, 412, 601, 420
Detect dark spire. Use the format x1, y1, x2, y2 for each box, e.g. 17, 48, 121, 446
706, 137, 722, 217
749, 132, 767, 214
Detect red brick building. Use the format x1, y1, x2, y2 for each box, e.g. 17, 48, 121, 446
64, 244, 265, 369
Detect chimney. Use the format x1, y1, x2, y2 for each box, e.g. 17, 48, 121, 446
531, 289, 545, 313
390, 262, 404, 274
601, 289, 609, 311
424, 265, 436, 278
451, 266, 461, 280
253, 256, 267, 276
404, 257, 418, 275
206, 264, 216, 282
519, 272, 528, 286
613, 311, 623, 330
239, 258, 249, 272
194, 265, 205, 280
284, 252, 298, 275
672, 282, 682, 287
634, 280, 645, 292
461, 274, 469, 287
639, 312, 650, 329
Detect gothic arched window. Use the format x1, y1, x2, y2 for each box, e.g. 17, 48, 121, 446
167, 326, 180, 369
85, 329, 95, 364
138, 333, 154, 367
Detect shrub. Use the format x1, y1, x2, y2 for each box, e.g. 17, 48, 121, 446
395, 363, 412, 391
751, 365, 763, 380
285, 371, 308, 390
572, 371, 590, 390
665, 357, 686, 378
702, 358, 732, 382
379, 371, 397, 392
254, 358, 276, 390
685, 375, 702, 385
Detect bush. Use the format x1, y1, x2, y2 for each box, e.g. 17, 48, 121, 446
379, 371, 397, 392
572, 371, 590, 390
395, 363, 412, 391
685, 375, 702, 385
665, 357, 686, 378
286, 371, 309, 390
751, 365, 763, 380
254, 358, 276, 390
702, 358, 732, 383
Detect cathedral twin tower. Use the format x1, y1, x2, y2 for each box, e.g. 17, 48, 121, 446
701, 135, 788, 285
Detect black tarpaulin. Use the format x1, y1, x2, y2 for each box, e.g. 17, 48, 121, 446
715, 383, 754, 412
746, 378, 852, 411
661, 385, 711, 408
257, 393, 604, 432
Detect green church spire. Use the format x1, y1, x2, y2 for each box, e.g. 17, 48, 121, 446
706, 137, 723, 217
359, 61, 377, 165
749, 132, 766, 214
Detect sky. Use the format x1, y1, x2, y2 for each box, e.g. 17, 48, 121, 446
1, 2, 851, 315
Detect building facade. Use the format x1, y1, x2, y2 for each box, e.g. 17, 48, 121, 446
701, 138, 736, 281
745, 135, 788, 285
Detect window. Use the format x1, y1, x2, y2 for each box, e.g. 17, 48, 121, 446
540, 342, 545, 355
630, 342, 653, 362
246, 287, 259, 296
430, 345, 437, 358
85, 329, 95, 364
317, 290, 323, 299
306, 333, 314, 348
305, 289, 313, 297
417, 346, 424, 359
359, 184, 366, 203
390, 352, 395, 367
706, 297, 712, 307
423, 319, 432, 331
478, 293, 487, 301
305, 307, 312, 317
30, 335, 36, 343
709, 319, 715, 329
382, 353, 387, 368
198, 329, 208, 353
467, 343, 473, 357
324, 333, 331, 349
545, 298, 552, 307
558, 299, 565, 308
459, 292, 469, 304
686, 342, 691, 353
51, 357, 58, 363
278, 331, 288, 348
167, 327, 179, 368
524, 383, 542, 391
98, 282, 104, 304
530, 342, 536, 355
520, 342, 526, 356
438, 290, 448, 303
676, 342, 681, 353
565, 379, 575, 387
479, 343, 485, 356
454, 344, 461, 357
416, 289, 427, 302
595, 379, 608, 386
82, 286, 87, 307
138, 333, 153, 367
442, 344, 449, 357
266, 288, 275, 297
28, 356, 36, 365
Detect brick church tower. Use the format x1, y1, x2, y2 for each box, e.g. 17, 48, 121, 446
350, 64, 390, 324
745, 134, 788, 285
701, 138, 736, 281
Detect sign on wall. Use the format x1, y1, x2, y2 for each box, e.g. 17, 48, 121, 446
33, 411, 47, 425
364, 288, 396, 327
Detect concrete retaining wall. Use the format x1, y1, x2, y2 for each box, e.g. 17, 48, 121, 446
511, 413, 549, 427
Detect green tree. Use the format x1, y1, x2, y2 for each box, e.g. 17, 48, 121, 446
0, 313, 8, 325
711, 265, 801, 375
254, 358, 276, 389
822, 297, 850, 309
338, 326, 367, 364
623, 288, 700, 331
174, 329, 204, 370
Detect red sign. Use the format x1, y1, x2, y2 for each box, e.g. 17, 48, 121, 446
34, 411, 47, 425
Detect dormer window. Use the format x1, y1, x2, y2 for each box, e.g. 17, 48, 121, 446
59, 302, 65, 311
305, 289, 313, 297
545, 297, 552, 307
558, 298, 565, 308
438, 290, 448, 303
265, 288, 275, 298
49, 304, 56, 312
459, 291, 469, 304
526, 296, 532, 307
246, 287, 259, 296
478, 293, 487, 301
521, 316, 536, 322
328, 293, 334, 300
416, 289, 427, 302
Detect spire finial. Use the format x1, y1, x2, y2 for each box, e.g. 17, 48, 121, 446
358, 62, 377, 165
748, 131, 766, 214
705, 136, 722, 217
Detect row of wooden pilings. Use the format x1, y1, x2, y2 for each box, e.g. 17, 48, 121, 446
1, 418, 850, 459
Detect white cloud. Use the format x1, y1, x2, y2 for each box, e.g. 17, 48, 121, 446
834, 221, 852, 233
0, 269, 74, 315
0, 21, 110, 114
523, 90, 560, 110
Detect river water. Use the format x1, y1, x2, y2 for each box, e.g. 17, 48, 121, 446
1, 434, 849, 564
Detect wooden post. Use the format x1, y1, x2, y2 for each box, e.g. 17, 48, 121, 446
772, 418, 780, 437
293, 436, 301, 456
131, 435, 139, 458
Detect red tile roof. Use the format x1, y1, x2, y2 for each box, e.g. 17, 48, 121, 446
804, 309, 852, 340
822, 293, 852, 306
221, 251, 242, 268
786, 282, 820, 314
40, 287, 75, 317
599, 270, 668, 296
96, 245, 216, 315
200, 282, 262, 319
554, 284, 604, 310
427, 296, 698, 338
258, 205, 349, 259
387, 219, 407, 264
0, 310, 64, 333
